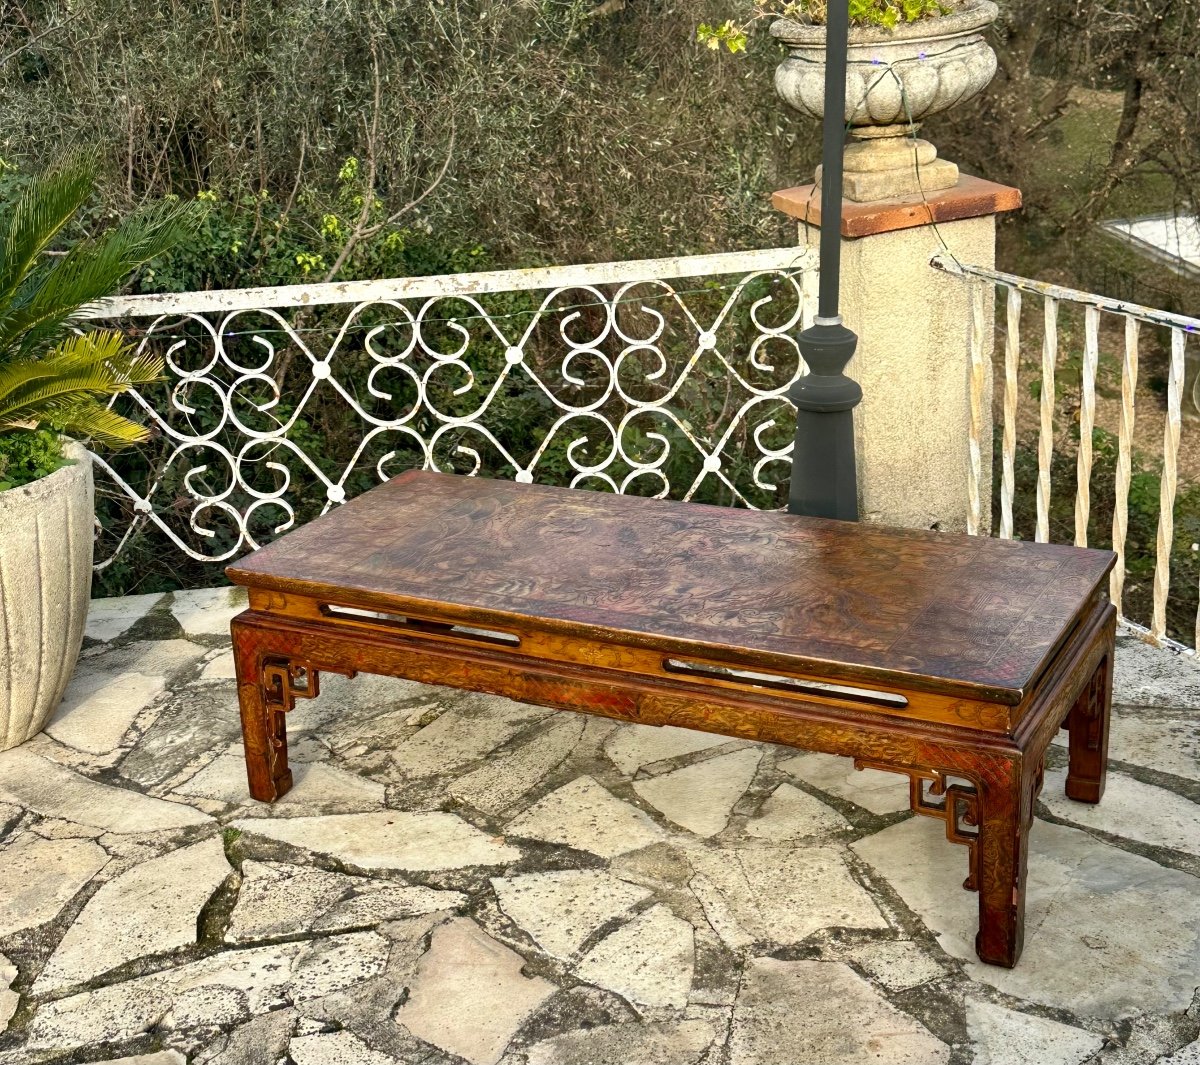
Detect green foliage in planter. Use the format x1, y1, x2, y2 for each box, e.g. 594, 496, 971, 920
0, 428, 68, 491
699, 0, 951, 52
0, 154, 203, 487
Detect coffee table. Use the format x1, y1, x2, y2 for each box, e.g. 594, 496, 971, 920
226, 471, 1115, 968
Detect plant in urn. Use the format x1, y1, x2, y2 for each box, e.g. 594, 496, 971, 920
702, 0, 1000, 201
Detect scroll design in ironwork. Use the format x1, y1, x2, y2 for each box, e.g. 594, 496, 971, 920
87, 251, 818, 568
854, 759, 981, 891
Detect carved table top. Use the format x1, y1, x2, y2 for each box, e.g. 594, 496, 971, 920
227, 472, 1115, 705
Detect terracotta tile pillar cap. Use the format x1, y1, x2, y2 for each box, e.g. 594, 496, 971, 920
772, 175, 1022, 239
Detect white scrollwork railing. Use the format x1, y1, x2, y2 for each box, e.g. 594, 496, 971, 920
84, 247, 819, 570
935, 254, 1200, 651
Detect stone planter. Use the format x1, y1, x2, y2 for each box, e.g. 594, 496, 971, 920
0, 442, 93, 750
773, 0, 999, 201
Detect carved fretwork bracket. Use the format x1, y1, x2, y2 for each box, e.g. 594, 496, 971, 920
262, 658, 323, 713
854, 759, 981, 891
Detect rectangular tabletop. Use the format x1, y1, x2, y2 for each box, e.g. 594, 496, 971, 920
227, 472, 1115, 704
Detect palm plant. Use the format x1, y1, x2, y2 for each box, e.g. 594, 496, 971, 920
0, 154, 202, 486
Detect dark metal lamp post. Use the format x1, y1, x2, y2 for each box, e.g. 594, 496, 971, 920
786, 0, 862, 522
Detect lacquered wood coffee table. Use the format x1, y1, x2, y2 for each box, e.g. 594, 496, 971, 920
226, 471, 1115, 968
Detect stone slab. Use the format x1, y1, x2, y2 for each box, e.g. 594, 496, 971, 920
491, 870, 651, 960
96, 1050, 186, 1060
966, 999, 1104, 1065
0, 953, 16, 1036
116, 687, 244, 792
605, 725, 733, 777
198, 650, 236, 683
852, 817, 1200, 1017
0, 747, 211, 833
688, 843, 886, 948
27, 932, 388, 1051
194, 1008, 296, 1065
289, 1030, 401, 1064
396, 917, 556, 1065
101, 1054, 187, 1065
729, 958, 949, 1065
744, 782, 849, 840
0, 834, 109, 937
574, 904, 694, 1009
523, 1019, 717, 1065
287, 675, 448, 735
844, 940, 946, 991
1112, 632, 1200, 709
312, 885, 466, 931
633, 749, 761, 838
1158, 1041, 1200, 1065
169, 586, 248, 638
84, 593, 164, 642
226, 860, 465, 942
177, 750, 385, 811
1041, 768, 1200, 856
779, 751, 909, 814
506, 776, 667, 859
1109, 707, 1200, 782
392, 699, 554, 780
46, 671, 166, 754
231, 810, 521, 871
79, 638, 208, 683
35, 837, 232, 993
771, 175, 1021, 239
450, 717, 584, 815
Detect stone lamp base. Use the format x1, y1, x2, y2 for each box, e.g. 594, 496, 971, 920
815, 125, 960, 203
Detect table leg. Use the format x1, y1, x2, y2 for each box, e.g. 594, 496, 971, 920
231, 620, 293, 802
974, 760, 1033, 968
1065, 650, 1112, 804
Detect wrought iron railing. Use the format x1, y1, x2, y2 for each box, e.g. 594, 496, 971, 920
935, 254, 1199, 651
84, 248, 818, 571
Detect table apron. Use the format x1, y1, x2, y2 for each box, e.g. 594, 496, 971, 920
229, 600, 1111, 774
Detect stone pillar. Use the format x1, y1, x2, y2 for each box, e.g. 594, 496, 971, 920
773, 175, 1021, 534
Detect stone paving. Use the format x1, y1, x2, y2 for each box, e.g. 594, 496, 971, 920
0, 586, 1198, 1065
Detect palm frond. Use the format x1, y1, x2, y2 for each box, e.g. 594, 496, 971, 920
0, 348, 163, 425
24, 396, 154, 447
0, 330, 130, 404
0, 151, 96, 312
0, 198, 206, 356
0, 156, 197, 450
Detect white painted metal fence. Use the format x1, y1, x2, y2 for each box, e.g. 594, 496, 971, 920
85, 247, 818, 570
935, 254, 1199, 650
88, 241, 1199, 650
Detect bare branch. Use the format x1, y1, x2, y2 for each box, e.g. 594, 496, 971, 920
322, 34, 457, 284
357, 120, 457, 242
0, 11, 77, 70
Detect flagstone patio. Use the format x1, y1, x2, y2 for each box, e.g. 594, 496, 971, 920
0, 586, 1198, 1065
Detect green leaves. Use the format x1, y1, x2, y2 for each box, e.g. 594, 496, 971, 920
700, 0, 949, 44
0, 156, 203, 454
0, 331, 165, 445
0, 429, 67, 492
697, 20, 750, 53
0, 151, 96, 311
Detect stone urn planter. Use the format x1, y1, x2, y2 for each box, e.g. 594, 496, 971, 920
0, 442, 93, 750
772, 0, 999, 201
